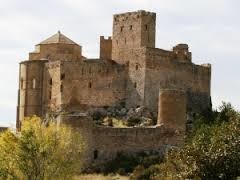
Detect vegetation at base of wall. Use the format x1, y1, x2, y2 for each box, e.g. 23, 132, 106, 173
101, 151, 163, 176
0, 116, 85, 180
130, 102, 240, 180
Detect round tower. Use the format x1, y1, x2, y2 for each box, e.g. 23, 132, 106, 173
17, 60, 46, 129
157, 89, 187, 132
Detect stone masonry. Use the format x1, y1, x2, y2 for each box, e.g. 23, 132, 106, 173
16, 10, 211, 167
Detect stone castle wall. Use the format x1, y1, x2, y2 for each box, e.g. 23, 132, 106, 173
59, 88, 187, 168
144, 47, 211, 112
42, 59, 127, 113
61, 115, 184, 168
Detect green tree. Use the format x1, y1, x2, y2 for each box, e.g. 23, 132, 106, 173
0, 116, 84, 180
156, 103, 240, 179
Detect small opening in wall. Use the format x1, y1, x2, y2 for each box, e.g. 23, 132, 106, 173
94, 150, 98, 160
49, 78, 52, 86
145, 24, 148, 31
88, 82, 92, 88
124, 38, 127, 44
49, 91, 51, 100
21, 78, 23, 89
134, 82, 137, 88
116, 40, 118, 45
89, 68, 91, 74
130, 25, 133, 30
120, 26, 124, 32
61, 73, 65, 80
32, 78, 36, 89
136, 64, 139, 70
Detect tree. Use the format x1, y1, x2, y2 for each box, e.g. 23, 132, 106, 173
156, 103, 240, 179
131, 102, 240, 179
0, 116, 84, 180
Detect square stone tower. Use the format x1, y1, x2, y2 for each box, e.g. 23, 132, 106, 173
112, 10, 156, 64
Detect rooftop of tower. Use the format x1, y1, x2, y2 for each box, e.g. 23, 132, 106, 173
38, 31, 78, 45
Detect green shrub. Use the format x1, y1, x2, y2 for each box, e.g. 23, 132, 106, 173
127, 117, 142, 126
102, 151, 163, 175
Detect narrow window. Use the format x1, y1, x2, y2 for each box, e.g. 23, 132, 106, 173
49, 78, 52, 86
60, 84, 63, 92
60, 73, 65, 80
134, 82, 137, 88
116, 40, 118, 45
89, 68, 91, 74
20, 78, 23, 89
32, 78, 36, 89
49, 91, 51, 100
94, 150, 98, 160
145, 24, 148, 31
120, 26, 124, 32
88, 82, 92, 88
130, 25, 133, 30
136, 64, 139, 70
124, 38, 127, 44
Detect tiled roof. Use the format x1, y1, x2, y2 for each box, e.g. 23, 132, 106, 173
38, 31, 78, 45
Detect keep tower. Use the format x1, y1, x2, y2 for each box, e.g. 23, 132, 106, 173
112, 10, 156, 64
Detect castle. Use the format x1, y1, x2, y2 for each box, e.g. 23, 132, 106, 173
17, 10, 211, 166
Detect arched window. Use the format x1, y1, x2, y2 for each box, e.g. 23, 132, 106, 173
32, 78, 36, 89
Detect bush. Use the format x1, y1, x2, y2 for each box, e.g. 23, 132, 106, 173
130, 165, 161, 180
127, 117, 142, 126
0, 116, 84, 179
102, 151, 163, 175
154, 102, 240, 179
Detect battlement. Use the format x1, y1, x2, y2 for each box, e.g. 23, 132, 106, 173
100, 36, 112, 40
114, 10, 156, 22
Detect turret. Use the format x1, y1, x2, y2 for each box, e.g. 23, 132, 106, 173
157, 89, 187, 132
17, 60, 46, 129
172, 44, 192, 63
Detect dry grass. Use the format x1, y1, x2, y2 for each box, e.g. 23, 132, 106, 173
75, 174, 129, 180
102, 117, 128, 128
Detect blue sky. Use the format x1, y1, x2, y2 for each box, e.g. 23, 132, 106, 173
0, 0, 239, 127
